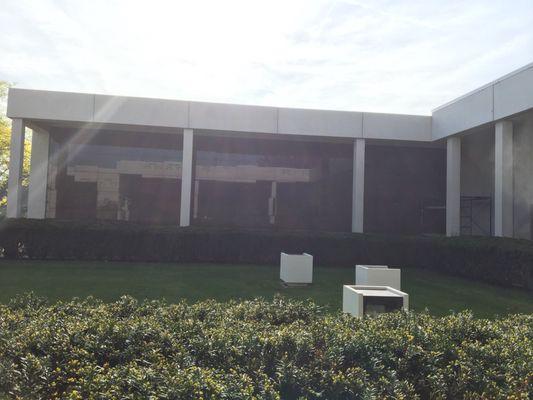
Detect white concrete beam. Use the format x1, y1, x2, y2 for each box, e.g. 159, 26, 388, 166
27, 129, 50, 219
7, 119, 26, 218
433, 87, 493, 140
363, 113, 432, 141
278, 108, 362, 138
180, 128, 194, 227
446, 137, 461, 236
352, 138, 365, 233
494, 120, 514, 237
94, 94, 189, 128
190, 102, 277, 134
7, 88, 94, 122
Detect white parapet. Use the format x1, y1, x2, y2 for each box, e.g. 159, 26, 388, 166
342, 285, 408, 317
355, 265, 401, 290
280, 253, 313, 284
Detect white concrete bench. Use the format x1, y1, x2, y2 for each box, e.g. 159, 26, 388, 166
355, 265, 401, 290
343, 285, 409, 317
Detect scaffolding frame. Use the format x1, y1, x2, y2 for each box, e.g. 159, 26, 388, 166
460, 196, 492, 236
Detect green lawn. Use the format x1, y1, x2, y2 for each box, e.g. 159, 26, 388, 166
0, 260, 531, 318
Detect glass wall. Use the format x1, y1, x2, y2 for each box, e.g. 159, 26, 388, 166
45, 130, 447, 234
47, 128, 183, 225
192, 135, 353, 231
364, 144, 446, 234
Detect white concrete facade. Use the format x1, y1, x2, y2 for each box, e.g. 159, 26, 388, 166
432, 63, 533, 139
7, 89, 432, 141
6, 62, 533, 239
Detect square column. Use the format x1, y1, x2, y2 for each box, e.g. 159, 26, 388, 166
180, 128, 194, 227
494, 120, 513, 237
446, 136, 461, 236
352, 138, 365, 233
27, 129, 50, 219
6, 119, 26, 218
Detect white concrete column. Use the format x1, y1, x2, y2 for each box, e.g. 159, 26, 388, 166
494, 120, 514, 237
180, 128, 194, 226
6, 119, 26, 218
27, 129, 50, 219
352, 138, 365, 233
446, 136, 461, 236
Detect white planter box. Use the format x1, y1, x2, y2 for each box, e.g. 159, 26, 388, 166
343, 285, 409, 317
355, 265, 401, 290
280, 253, 313, 284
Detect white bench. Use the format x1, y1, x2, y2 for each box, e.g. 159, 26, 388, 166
280, 253, 313, 284
355, 265, 401, 290
343, 285, 409, 317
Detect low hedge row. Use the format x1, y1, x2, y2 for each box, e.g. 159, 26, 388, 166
0, 295, 531, 399
0, 218, 532, 290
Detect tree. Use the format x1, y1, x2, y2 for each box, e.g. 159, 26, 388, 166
0, 81, 31, 213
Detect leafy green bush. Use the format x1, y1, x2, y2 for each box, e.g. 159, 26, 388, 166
0, 218, 532, 290
0, 295, 531, 399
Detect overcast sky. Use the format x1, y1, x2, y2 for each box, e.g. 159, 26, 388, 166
1, 0, 532, 115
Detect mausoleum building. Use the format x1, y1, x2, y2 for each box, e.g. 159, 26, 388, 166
6, 63, 533, 239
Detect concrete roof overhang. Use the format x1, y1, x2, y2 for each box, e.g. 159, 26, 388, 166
7, 62, 533, 143
432, 62, 533, 140
7, 89, 432, 142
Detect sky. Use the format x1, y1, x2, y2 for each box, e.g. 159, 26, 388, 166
0, 0, 532, 115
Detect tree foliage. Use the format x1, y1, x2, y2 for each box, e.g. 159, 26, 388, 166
0, 81, 31, 210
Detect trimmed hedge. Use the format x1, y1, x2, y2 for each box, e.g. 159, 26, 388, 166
0, 218, 532, 290
0, 295, 531, 399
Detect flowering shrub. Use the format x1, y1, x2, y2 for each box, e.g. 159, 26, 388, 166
0, 294, 531, 399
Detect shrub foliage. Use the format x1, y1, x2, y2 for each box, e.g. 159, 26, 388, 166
0, 295, 531, 399
1, 219, 532, 290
